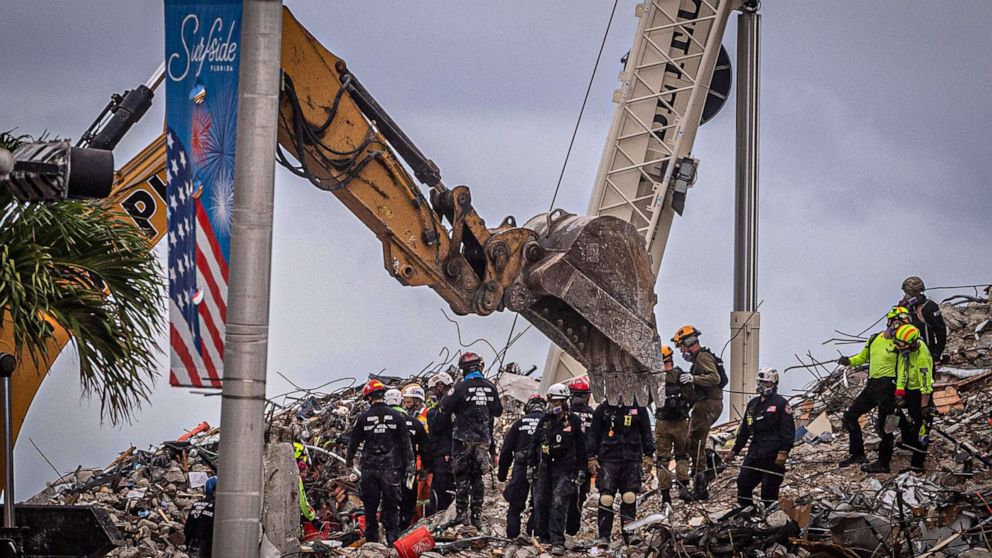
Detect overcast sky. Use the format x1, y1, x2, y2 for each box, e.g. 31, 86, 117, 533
2, 1, 990, 496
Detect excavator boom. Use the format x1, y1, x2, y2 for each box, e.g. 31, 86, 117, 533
277, 8, 661, 403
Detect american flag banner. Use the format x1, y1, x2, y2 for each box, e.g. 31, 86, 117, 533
165, 0, 243, 388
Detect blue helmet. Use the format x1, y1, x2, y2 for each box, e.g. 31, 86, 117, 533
205, 476, 218, 497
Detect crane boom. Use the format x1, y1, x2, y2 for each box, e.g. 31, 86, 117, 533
541, 0, 739, 393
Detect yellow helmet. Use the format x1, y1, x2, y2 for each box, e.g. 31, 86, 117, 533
894, 324, 921, 346
671, 325, 701, 346
293, 442, 307, 462
886, 306, 910, 322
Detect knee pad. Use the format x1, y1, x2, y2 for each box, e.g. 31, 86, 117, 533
599, 494, 614, 508
621, 492, 637, 505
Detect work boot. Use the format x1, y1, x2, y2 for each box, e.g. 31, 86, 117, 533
452, 508, 469, 527
861, 461, 890, 474
839, 454, 867, 468
692, 473, 709, 501
899, 465, 925, 474
470, 510, 484, 531
661, 490, 671, 504
551, 545, 565, 556
678, 485, 694, 502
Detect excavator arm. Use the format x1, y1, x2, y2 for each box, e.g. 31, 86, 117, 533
277, 9, 662, 404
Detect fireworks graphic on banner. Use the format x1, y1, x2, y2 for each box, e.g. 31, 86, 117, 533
211, 166, 234, 236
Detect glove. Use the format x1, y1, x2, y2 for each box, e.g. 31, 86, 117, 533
577, 469, 588, 485
895, 395, 906, 408
774, 451, 788, 467
497, 470, 507, 483
837, 356, 851, 366
587, 457, 601, 476
679, 373, 694, 385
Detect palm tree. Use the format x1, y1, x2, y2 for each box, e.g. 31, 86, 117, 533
0, 130, 163, 423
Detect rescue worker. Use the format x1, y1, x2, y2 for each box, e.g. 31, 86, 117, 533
497, 394, 546, 538
565, 376, 595, 535
836, 306, 910, 473
530, 383, 586, 555
426, 371, 455, 515
892, 324, 934, 473
730, 368, 795, 510
294, 442, 322, 537
402, 383, 429, 427
387, 389, 430, 527
345, 380, 415, 545
654, 344, 694, 504
672, 325, 724, 500
899, 276, 948, 363
587, 396, 655, 543
184, 476, 216, 558
439, 352, 504, 529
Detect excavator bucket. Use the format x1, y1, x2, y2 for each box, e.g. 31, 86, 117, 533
506, 210, 663, 405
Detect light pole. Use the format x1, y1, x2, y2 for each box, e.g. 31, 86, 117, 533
1, 353, 18, 528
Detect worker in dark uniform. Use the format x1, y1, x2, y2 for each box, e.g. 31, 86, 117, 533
345, 380, 415, 545
497, 394, 545, 538
899, 276, 948, 363
426, 370, 455, 516
892, 324, 935, 473
184, 476, 216, 558
654, 344, 694, 504
529, 383, 586, 556
387, 389, 430, 527
587, 396, 654, 544
731, 368, 795, 510
672, 324, 724, 500
439, 352, 503, 529
565, 376, 595, 535
836, 306, 909, 473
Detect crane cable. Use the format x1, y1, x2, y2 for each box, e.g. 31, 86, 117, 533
545, 0, 620, 231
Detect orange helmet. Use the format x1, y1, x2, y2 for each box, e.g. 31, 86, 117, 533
660, 344, 674, 361
363, 379, 387, 399
671, 325, 701, 346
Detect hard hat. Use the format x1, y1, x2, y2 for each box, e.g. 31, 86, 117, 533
524, 394, 546, 413
428, 371, 454, 389
894, 324, 921, 345
502, 362, 522, 375
293, 442, 307, 461
205, 476, 218, 497
547, 382, 570, 401
458, 352, 484, 371
902, 276, 926, 294
886, 306, 911, 321
671, 325, 701, 346
363, 379, 387, 399
567, 377, 591, 394
756, 367, 780, 384
660, 344, 674, 361
402, 384, 426, 402
384, 388, 403, 406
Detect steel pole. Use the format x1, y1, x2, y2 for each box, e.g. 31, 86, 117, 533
0, 353, 16, 527
212, 2, 282, 557
730, 3, 760, 420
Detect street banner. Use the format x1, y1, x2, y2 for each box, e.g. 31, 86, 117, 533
165, 0, 243, 388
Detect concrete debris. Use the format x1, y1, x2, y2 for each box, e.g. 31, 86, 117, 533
31, 302, 992, 556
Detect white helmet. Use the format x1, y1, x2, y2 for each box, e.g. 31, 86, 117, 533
546, 382, 570, 401
756, 367, 780, 384
428, 371, 454, 390
402, 384, 426, 402
384, 388, 403, 406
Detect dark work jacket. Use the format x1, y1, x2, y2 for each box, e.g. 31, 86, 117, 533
400, 409, 429, 464
498, 410, 544, 479
347, 402, 415, 472
571, 400, 595, 434
426, 396, 454, 472
184, 497, 215, 553
439, 375, 504, 444
732, 393, 796, 460
529, 412, 586, 475
904, 295, 948, 359
588, 403, 655, 462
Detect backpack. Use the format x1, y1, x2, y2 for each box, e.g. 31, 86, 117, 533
699, 348, 729, 389
658, 384, 689, 420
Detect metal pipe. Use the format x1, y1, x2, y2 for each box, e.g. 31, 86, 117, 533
0, 353, 17, 527
211, 2, 283, 557
730, 3, 761, 420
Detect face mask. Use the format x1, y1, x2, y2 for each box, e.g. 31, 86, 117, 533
885, 325, 896, 336
551, 404, 564, 415
903, 296, 918, 307
682, 351, 694, 362
757, 383, 776, 396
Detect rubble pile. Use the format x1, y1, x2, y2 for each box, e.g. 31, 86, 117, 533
30, 302, 992, 557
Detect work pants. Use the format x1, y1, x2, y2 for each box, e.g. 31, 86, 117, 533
359, 468, 403, 544
896, 389, 928, 468
452, 440, 491, 516
595, 460, 641, 540
565, 471, 590, 535
502, 460, 534, 538
842, 377, 896, 464
736, 454, 785, 509
654, 417, 691, 490
427, 469, 454, 516
688, 399, 723, 473
399, 481, 417, 527
534, 467, 578, 547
